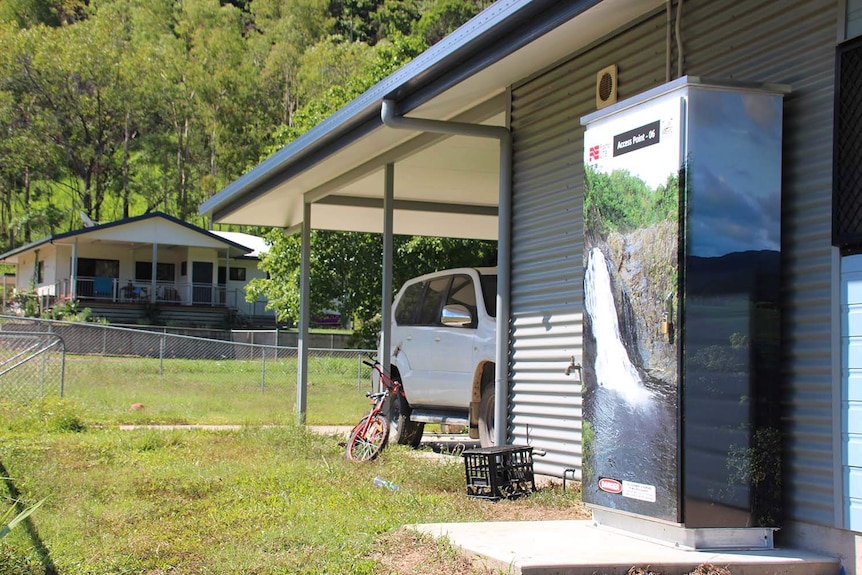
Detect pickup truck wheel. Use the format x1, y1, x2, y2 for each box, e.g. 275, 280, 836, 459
388, 392, 424, 448
478, 383, 496, 448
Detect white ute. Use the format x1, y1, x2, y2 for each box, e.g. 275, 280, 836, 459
379, 267, 497, 448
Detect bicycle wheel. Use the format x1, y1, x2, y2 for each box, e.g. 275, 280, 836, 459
346, 413, 389, 462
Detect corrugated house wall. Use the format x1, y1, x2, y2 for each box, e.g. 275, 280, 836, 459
509, 0, 837, 527
509, 9, 667, 479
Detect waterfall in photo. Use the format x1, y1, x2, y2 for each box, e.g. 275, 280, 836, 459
584, 247, 653, 408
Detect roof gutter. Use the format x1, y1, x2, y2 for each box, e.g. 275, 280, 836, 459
381, 99, 512, 447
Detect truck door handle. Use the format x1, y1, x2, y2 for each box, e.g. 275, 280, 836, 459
434, 337, 441, 342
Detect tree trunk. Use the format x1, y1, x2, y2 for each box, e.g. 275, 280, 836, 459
176, 118, 188, 219
122, 111, 130, 219
23, 167, 31, 243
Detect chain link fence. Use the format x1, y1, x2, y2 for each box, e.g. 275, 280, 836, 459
0, 332, 65, 402
0, 315, 374, 423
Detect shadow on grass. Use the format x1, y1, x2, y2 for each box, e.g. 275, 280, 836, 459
0, 459, 58, 575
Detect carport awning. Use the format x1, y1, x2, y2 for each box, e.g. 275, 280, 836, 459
199, 0, 665, 238
207, 98, 506, 239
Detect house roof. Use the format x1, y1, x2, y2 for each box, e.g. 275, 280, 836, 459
210, 231, 269, 259
199, 0, 664, 238
0, 212, 253, 264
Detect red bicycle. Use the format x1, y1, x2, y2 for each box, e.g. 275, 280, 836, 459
345, 357, 403, 462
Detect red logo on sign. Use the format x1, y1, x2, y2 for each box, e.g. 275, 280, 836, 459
589, 145, 600, 161
598, 478, 623, 494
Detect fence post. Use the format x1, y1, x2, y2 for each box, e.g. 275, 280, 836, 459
261, 347, 266, 393
159, 334, 165, 384
40, 337, 46, 397
59, 340, 65, 398
357, 353, 362, 390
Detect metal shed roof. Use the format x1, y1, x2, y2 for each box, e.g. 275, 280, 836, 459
199, 0, 664, 238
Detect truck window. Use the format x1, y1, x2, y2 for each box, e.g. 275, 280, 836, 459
480, 275, 497, 318
395, 281, 424, 325
447, 274, 478, 327
417, 277, 450, 325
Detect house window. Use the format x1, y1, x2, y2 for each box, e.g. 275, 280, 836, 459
77, 258, 119, 278
849, 0, 862, 39
835, 36, 862, 248
229, 267, 246, 281
35, 260, 43, 284
181, 261, 187, 276
135, 262, 176, 281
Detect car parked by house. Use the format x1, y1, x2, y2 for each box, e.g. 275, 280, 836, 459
379, 267, 497, 448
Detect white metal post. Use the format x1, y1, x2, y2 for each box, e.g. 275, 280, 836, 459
381, 163, 394, 384
297, 203, 311, 425
151, 243, 158, 303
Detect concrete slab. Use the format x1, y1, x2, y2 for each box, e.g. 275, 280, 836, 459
412, 520, 841, 575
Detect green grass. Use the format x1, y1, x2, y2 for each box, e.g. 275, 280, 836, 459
61, 354, 370, 426
0, 399, 586, 574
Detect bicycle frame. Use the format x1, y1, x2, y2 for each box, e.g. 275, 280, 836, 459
345, 357, 403, 461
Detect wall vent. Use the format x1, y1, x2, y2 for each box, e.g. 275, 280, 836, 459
596, 64, 618, 109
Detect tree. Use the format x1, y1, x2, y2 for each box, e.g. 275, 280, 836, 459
5, 17, 130, 222
250, 0, 330, 126
245, 229, 303, 323
248, 229, 496, 340
295, 39, 375, 104
371, 0, 418, 39
0, 22, 62, 246
0, 0, 59, 27
412, 0, 480, 45
329, 0, 383, 44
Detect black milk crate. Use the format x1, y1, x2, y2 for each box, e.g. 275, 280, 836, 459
462, 445, 535, 500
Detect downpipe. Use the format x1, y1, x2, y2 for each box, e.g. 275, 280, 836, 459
381, 99, 512, 447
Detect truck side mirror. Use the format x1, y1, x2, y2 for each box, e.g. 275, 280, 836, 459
441, 304, 473, 327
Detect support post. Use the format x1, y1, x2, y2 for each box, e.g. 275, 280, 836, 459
159, 334, 165, 384
297, 205, 311, 425
151, 243, 158, 303
494, 134, 512, 447
261, 347, 267, 393
71, 239, 78, 300
381, 99, 512, 447
225, 248, 230, 308
381, 163, 394, 386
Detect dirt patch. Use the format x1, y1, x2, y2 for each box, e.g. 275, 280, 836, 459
628, 565, 734, 575
371, 530, 481, 575
371, 487, 591, 574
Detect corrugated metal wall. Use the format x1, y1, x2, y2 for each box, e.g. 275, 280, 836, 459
509, 10, 667, 478
509, 0, 838, 525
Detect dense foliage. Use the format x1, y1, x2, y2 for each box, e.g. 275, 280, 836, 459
583, 164, 679, 235
246, 229, 497, 346
0, 0, 498, 331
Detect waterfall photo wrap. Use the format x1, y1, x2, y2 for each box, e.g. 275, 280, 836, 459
582, 95, 683, 522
